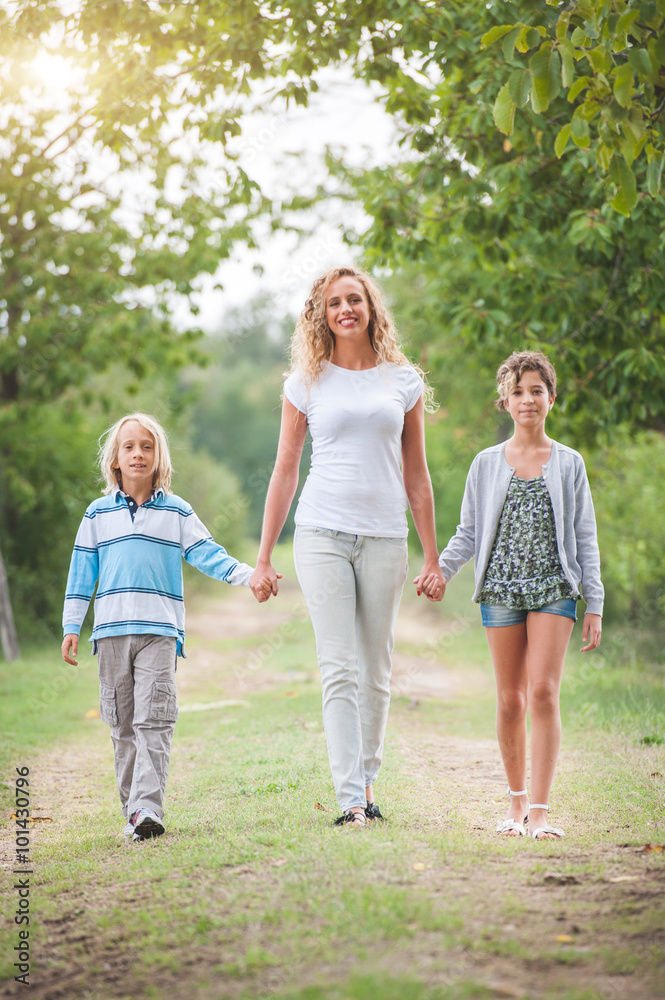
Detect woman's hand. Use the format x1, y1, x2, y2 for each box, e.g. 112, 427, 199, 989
413, 563, 446, 602
250, 563, 282, 603
580, 613, 601, 652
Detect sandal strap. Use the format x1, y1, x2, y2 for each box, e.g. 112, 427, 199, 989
508, 788, 528, 797
529, 804, 550, 811
530, 824, 564, 840
496, 818, 526, 836
333, 809, 367, 827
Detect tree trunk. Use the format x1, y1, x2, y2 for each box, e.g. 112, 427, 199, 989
0, 542, 20, 661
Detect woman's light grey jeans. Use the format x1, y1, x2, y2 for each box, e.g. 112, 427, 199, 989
293, 526, 408, 811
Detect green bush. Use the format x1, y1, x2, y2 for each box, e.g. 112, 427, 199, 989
590, 430, 665, 626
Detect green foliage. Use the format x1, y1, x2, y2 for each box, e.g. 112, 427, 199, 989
4, 0, 665, 641
182, 300, 309, 539
0, 404, 102, 642
387, 269, 510, 546
170, 448, 247, 555
481, 1, 665, 215
589, 429, 665, 622
307, 2, 665, 440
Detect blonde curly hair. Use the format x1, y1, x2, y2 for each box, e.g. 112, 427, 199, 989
289, 265, 436, 411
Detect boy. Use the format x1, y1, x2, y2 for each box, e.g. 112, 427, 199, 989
62, 413, 266, 840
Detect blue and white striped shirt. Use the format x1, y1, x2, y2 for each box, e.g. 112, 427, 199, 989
62, 487, 253, 655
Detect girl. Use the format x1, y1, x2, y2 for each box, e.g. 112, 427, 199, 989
438, 352, 603, 840
250, 266, 445, 827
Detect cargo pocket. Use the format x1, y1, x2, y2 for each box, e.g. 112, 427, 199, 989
150, 682, 179, 723
99, 684, 119, 726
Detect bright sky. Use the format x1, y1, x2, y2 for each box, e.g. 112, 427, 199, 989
4, 5, 403, 335
173, 71, 400, 332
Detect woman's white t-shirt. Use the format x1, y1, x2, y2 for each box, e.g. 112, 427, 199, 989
284, 362, 423, 538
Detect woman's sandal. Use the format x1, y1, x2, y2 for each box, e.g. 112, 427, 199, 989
333, 808, 367, 828
529, 804, 564, 840
365, 802, 384, 821
495, 788, 529, 837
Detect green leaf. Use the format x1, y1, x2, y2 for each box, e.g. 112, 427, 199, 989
596, 142, 613, 172
571, 27, 592, 49
556, 11, 571, 42
493, 82, 516, 136
508, 68, 531, 108
576, 100, 601, 122
516, 24, 543, 53
567, 76, 591, 102
616, 9, 640, 35
620, 130, 638, 164
647, 154, 665, 197
560, 39, 575, 88
529, 43, 561, 113
586, 46, 612, 74
623, 110, 646, 142
611, 155, 638, 215
627, 48, 653, 78
571, 115, 590, 148
502, 26, 521, 61
554, 123, 572, 158
480, 24, 517, 49
613, 63, 635, 109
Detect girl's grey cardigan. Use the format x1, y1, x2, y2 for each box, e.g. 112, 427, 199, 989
438, 440, 604, 616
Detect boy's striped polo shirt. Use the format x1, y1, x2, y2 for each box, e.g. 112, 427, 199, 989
63, 487, 251, 655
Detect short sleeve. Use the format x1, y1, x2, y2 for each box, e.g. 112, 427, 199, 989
403, 367, 424, 412
284, 371, 308, 415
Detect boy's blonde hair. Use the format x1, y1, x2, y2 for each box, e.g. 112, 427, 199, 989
99, 413, 172, 494
289, 265, 436, 411
496, 351, 557, 412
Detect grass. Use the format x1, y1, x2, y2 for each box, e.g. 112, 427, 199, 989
1, 550, 664, 1000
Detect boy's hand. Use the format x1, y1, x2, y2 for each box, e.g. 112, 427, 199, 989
250, 564, 282, 603
256, 577, 278, 603
62, 634, 79, 665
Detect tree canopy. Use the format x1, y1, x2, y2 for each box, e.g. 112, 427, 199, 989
483, 1, 665, 216
317, 0, 665, 439
2, 0, 665, 642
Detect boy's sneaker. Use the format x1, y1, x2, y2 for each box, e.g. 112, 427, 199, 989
130, 808, 165, 840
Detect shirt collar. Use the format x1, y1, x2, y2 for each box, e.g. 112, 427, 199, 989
112, 486, 165, 504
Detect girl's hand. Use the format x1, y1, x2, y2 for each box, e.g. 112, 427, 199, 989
250, 564, 282, 603
413, 564, 446, 602
580, 613, 602, 652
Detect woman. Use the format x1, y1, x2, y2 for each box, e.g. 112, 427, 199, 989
438, 351, 603, 839
250, 266, 445, 827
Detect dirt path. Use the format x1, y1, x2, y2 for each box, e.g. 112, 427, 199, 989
2, 582, 664, 1000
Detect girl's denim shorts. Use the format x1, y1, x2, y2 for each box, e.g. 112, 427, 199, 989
480, 598, 577, 628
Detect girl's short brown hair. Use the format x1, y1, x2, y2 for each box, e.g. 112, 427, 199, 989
496, 351, 557, 412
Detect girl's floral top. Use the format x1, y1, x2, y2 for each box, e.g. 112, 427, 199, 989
480, 475, 574, 609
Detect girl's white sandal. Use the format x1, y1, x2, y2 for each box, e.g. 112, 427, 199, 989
529, 804, 564, 840
495, 788, 529, 837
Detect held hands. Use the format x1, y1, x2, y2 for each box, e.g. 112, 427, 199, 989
249, 563, 282, 604
61, 633, 79, 666
580, 613, 602, 652
413, 563, 446, 602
